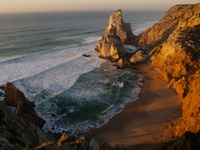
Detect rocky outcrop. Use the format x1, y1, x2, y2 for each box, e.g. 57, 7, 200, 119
95, 9, 135, 63
129, 50, 144, 64
0, 102, 53, 149
0, 101, 97, 150
137, 4, 195, 51
148, 3, 200, 137
3, 82, 45, 128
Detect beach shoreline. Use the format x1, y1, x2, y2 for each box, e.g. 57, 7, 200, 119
90, 63, 181, 146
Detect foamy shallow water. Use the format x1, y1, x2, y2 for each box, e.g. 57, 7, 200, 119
0, 37, 142, 133
38, 61, 142, 133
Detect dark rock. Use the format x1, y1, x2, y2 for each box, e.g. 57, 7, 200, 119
168, 131, 200, 150
0, 102, 53, 149
89, 138, 100, 150
0, 92, 4, 97
83, 54, 91, 57
3, 82, 45, 128
0, 86, 5, 90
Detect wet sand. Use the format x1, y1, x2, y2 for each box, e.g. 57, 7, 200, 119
91, 64, 181, 146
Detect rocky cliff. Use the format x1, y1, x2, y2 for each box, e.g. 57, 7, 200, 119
137, 4, 196, 51
144, 4, 200, 137
0, 83, 101, 149
1, 3, 200, 149
95, 4, 200, 139
0, 102, 53, 149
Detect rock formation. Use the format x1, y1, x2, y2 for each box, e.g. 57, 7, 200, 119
3, 82, 45, 128
137, 4, 195, 51
0, 102, 53, 149
95, 9, 135, 66
147, 3, 200, 137
0, 100, 99, 150
129, 50, 144, 64
95, 4, 200, 140
1, 3, 200, 150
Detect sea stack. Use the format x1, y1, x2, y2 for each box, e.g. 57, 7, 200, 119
95, 9, 136, 68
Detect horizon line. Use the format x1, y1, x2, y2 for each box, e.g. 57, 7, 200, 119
0, 9, 167, 15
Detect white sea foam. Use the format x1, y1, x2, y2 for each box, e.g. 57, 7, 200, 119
40, 66, 143, 133
42, 78, 142, 134
82, 36, 100, 44
0, 39, 105, 103
0, 54, 27, 63
124, 45, 138, 53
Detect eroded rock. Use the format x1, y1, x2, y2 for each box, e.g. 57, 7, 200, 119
95, 9, 135, 62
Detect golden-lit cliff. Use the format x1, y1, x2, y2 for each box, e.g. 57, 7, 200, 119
144, 4, 200, 137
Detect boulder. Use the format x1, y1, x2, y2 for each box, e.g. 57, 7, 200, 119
117, 58, 124, 69
3, 82, 45, 128
57, 133, 69, 146
129, 50, 144, 64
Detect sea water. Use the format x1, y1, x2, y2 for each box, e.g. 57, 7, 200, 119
0, 10, 164, 133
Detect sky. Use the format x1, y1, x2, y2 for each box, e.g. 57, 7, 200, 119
0, 0, 199, 13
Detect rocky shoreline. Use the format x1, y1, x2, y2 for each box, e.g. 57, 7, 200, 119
0, 3, 200, 150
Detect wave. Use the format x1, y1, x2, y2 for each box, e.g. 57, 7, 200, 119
13, 52, 105, 103
82, 36, 100, 44
0, 39, 104, 89
0, 54, 27, 63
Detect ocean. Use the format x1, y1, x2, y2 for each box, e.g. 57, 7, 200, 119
0, 10, 164, 133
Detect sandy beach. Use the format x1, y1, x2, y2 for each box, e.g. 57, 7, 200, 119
91, 64, 181, 146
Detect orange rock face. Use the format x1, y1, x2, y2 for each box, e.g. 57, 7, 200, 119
137, 4, 195, 50
147, 4, 200, 137
3, 82, 45, 128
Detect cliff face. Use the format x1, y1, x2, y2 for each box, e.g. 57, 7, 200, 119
0, 102, 53, 149
95, 9, 135, 62
137, 4, 195, 50
1, 84, 100, 149
148, 4, 200, 137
